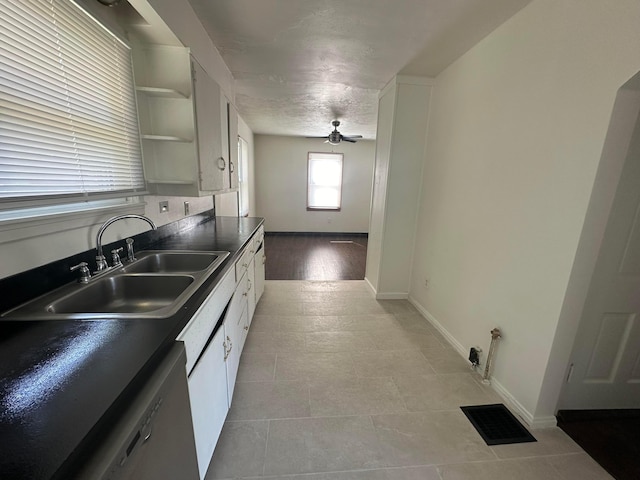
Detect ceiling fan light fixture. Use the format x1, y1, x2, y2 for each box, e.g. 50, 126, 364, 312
306, 120, 361, 144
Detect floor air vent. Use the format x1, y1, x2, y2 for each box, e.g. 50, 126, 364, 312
461, 403, 537, 446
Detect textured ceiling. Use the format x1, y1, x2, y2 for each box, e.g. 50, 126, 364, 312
187, 0, 531, 140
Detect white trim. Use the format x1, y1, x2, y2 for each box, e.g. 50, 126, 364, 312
379, 75, 436, 98
375, 292, 409, 300
379, 78, 397, 99
490, 377, 557, 429
407, 295, 554, 429
0, 199, 146, 244
364, 276, 377, 296
396, 75, 436, 86
363, 277, 409, 300
408, 296, 466, 355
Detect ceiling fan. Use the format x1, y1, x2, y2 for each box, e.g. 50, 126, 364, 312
307, 120, 363, 145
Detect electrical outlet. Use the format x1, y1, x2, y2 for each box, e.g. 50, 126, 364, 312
159, 200, 169, 213
424, 278, 430, 288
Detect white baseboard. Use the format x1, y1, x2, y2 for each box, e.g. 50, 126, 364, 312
407, 296, 555, 430
490, 377, 557, 429
375, 292, 409, 300
363, 278, 408, 300
364, 277, 376, 296
408, 296, 466, 356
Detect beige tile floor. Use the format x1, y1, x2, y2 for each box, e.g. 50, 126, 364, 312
205, 281, 612, 480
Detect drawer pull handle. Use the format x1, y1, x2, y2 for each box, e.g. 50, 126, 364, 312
244, 325, 248, 331
223, 337, 233, 360
247, 279, 252, 291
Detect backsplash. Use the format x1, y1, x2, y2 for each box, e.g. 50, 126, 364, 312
0, 210, 216, 315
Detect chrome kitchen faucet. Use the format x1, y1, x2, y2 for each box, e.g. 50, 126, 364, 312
95, 214, 157, 271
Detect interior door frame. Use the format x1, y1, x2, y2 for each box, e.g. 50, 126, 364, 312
535, 71, 640, 419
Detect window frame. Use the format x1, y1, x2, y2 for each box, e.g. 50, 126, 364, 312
0, 0, 146, 211
306, 151, 344, 212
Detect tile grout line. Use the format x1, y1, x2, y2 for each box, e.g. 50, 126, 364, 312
261, 418, 270, 478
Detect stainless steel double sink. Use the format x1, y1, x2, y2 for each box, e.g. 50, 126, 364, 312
1, 251, 230, 320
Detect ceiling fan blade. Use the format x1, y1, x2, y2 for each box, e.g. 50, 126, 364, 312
343, 135, 363, 139
305, 136, 329, 139
342, 137, 357, 143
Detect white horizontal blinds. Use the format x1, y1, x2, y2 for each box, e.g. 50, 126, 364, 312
0, 0, 144, 201
307, 152, 343, 209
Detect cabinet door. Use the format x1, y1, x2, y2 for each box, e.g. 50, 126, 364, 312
227, 102, 239, 190
187, 327, 228, 479
225, 315, 243, 406
247, 256, 256, 320
255, 245, 265, 306
192, 59, 227, 192
220, 93, 230, 187
238, 306, 250, 360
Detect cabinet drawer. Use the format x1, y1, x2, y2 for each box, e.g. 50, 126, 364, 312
254, 226, 264, 251
178, 266, 235, 375
234, 246, 252, 283
226, 270, 248, 329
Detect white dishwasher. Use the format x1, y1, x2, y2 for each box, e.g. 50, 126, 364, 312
72, 343, 199, 480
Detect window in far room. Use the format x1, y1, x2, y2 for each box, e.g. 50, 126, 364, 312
307, 152, 343, 211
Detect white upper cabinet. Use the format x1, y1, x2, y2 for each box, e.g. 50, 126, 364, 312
227, 102, 239, 190
132, 44, 238, 196
192, 59, 228, 193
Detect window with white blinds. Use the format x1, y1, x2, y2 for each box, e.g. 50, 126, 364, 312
0, 0, 145, 204
307, 152, 343, 211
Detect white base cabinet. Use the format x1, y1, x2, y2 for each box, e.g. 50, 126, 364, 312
254, 229, 265, 306
178, 226, 266, 479
187, 326, 228, 479
222, 273, 248, 406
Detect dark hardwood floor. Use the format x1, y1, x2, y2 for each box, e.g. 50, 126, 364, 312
264, 232, 367, 280
557, 410, 640, 480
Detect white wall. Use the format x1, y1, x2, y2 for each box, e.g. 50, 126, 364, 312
365, 78, 432, 298
365, 87, 395, 293
254, 135, 375, 232
409, 0, 640, 426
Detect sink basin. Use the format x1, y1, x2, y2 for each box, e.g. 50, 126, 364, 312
123, 252, 221, 274
47, 275, 194, 314
1, 250, 230, 320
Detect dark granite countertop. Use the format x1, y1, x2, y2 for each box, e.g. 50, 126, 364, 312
0, 215, 264, 480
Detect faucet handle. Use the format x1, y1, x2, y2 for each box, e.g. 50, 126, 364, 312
111, 247, 124, 267
95, 255, 108, 271
70, 262, 91, 283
